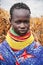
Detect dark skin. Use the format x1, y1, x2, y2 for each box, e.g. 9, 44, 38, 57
11, 9, 30, 36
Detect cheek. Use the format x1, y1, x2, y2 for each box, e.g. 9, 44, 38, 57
25, 24, 30, 28
13, 24, 18, 30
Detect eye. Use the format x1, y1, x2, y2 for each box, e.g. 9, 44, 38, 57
24, 20, 29, 24
15, 20, 21, 24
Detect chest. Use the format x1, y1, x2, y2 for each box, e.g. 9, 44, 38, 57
1, 41, 41, 65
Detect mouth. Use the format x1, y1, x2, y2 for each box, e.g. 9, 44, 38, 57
19, 29, 27, 33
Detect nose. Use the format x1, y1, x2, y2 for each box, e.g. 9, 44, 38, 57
20, 23, 25, 28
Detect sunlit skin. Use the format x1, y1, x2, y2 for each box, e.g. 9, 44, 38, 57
11, 9, 30, 36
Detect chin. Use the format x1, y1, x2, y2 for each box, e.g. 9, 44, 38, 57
19, 32, 27, 36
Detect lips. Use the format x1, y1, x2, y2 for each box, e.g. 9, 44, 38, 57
19, 29, 27, 31
19, 29, 27, 33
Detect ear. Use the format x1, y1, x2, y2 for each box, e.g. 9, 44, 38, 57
9, 18, 11, 22
9, 18, 11, 26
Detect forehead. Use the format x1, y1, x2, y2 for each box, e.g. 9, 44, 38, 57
12, 9, 30, 20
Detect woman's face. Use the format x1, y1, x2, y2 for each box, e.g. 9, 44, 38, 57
11, 9, 30, 36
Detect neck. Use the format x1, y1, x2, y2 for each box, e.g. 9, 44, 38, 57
6, 31, 34, 50
10, 27, 30, 36
10, 27, 19, 36
7, 27, 31, 42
